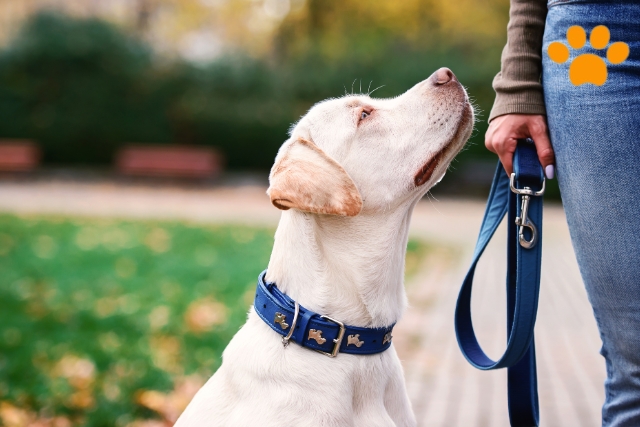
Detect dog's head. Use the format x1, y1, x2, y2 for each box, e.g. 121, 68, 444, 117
267, 68, 474, 216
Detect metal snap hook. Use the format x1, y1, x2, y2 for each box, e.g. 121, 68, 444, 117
510, 174, 545, 249
515, 193, 538, 249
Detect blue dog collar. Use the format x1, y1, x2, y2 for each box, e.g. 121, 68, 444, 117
253, 270, 395, 357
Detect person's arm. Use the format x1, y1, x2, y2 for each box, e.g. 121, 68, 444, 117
485, 0, 555, 177
490, 0, 548, 120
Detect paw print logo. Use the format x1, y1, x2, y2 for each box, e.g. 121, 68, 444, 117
548, 25, 629, 86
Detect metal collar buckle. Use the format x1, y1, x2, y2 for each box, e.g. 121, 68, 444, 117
316, 315, 346, 358
281, 301, 299, 348
509, 173, 545, 249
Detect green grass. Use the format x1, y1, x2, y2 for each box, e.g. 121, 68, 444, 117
0, 214, 427, 426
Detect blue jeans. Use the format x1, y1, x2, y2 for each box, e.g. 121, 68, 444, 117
543, 2, 640, 425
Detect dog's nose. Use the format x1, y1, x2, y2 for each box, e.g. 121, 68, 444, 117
433, 67, 454, 85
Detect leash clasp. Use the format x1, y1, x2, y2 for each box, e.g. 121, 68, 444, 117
510, 173, 545, 249
515, 193, 538, 249
316, 315, 346, 358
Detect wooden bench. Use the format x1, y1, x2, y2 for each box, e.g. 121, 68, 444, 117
115, 145, 222, 178
0, 140, 41, 171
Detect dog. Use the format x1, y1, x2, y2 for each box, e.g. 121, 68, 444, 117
175, 67, 474, 427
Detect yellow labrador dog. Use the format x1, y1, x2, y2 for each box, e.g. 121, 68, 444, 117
176, 68, 474, 427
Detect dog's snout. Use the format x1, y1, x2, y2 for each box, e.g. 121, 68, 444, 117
433, 67, 455, 85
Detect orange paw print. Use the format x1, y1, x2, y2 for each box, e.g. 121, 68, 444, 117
548, 25, 630, 86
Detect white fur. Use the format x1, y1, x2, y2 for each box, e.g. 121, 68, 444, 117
175, 70, 474, 427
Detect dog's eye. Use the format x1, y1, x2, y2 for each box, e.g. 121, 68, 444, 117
360, 111, 369, 120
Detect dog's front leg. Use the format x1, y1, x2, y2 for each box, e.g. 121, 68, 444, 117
382, 349, 417, 427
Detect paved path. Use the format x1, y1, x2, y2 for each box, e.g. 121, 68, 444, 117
399, 199, 605, 427
0, 180, 605, 426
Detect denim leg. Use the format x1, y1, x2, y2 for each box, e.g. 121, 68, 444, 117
543, 3, 640, 426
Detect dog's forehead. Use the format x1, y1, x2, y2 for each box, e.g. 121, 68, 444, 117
309, 95, 375, 116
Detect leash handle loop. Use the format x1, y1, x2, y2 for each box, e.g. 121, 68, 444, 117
454, 139, 543, 426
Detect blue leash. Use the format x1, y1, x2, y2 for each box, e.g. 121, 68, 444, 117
455, 139, 545, 426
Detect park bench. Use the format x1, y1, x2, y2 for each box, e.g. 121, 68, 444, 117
0, 140, 41, 171
115, 144, 222, 178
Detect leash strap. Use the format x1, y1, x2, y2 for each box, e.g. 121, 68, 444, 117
254, 271, 395, 356
454, 139, 544, 426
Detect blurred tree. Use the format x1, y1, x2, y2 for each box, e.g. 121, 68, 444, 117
0, 12, 169, 164
136, 0, 153, 33
136, 0, 290, 60
0, 0, 292, 61
0, 12, 295, 168
274, 0, 509, 61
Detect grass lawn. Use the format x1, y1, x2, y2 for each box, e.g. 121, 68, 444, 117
0, 214, 427, 426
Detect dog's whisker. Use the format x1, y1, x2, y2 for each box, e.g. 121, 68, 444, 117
425, 191, 444, 217
368, 85, 385, 96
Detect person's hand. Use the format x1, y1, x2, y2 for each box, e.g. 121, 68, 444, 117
485, 114, 555, 178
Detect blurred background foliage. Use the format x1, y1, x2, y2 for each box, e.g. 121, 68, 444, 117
0, 0, 521, 190
0, 214, 276, 425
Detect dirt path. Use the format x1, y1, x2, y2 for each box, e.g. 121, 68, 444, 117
0, 179, 605, 426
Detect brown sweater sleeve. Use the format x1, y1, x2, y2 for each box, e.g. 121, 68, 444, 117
488, 0, 548, 122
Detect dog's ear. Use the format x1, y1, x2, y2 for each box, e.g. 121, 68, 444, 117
267, 138, 363, 216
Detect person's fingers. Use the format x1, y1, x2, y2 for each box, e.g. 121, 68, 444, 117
484, 122, 498, 154
529, 118, 555, 178
485, 114, 556, 177
485, 117, 515, 175
495, 138, 516, 175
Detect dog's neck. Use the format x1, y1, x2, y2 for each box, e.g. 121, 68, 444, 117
265, 203, 416, 328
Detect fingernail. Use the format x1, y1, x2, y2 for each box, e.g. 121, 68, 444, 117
545, 165, 555, 180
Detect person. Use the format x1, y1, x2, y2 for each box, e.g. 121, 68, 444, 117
484, 0, 640, 425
